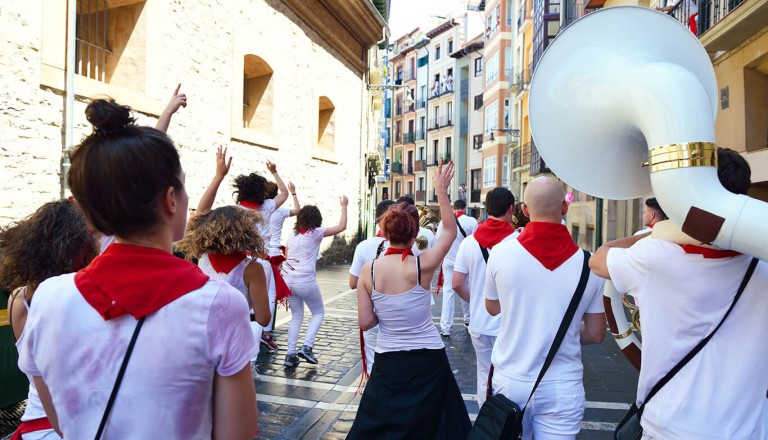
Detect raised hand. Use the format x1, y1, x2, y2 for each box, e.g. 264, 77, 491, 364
165, 83, 187, 115
340, 195, 349, 207
266, 160, 277, 174
215, 145, 232, 179
288, 181, 296, 194
432, 160, 455, 194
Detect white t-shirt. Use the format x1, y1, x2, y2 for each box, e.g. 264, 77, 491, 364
484, 239, 604, 382
607, 239, 768, 440
436, 214, 479, 263
267, 207, 291, 257
17, 274, 257, 439
453, 232, 517, 336
243, 198, 276, 243
284, 227, 327, 284
349, 236, 422, 278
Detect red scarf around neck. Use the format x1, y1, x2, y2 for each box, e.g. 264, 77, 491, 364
384, 247, 414, 261
474, 218, 516, 250
75, 243, 209, 320
375, 230, 384, 237
517, 222, 579, 271
680, 245, 741, 259
208, 252, 247, 274
454, 210, 466, 218
239, 200, 263, 210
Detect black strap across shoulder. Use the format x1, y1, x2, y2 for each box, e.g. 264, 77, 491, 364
416, 256, 421, 280
371, 260, 376, 291
479, 244, 490, 263
637, 257, 759, 415
455, 216, 467, 238
375, 239, 386, 258
94, 316, 146, 440
487, 250, 591, 406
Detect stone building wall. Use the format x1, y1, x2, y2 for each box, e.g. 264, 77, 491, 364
0, 0, 373, 257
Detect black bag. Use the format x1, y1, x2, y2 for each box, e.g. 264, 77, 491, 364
613, 257, 758, 440
468, 250, 591, 440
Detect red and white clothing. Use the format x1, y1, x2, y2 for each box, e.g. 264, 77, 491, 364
12, 291, 57, 440
17, 245, 256, 439
454, 226, 517, 405
607, 229, 768, 440
284, 227, 327, 354
437, 214, 478, 334
267, 207, 291, 257
485, 223, 604, 440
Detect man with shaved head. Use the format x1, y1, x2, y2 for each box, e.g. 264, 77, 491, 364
484, 177, 606, 440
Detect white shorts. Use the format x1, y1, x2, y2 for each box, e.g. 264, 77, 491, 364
492, 376, 586, 440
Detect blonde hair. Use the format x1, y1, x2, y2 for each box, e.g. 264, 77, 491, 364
177, 206, 265, 258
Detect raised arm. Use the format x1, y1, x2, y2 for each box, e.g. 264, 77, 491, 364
266, 160, 289, 208
287, 181, 301, 216
155, 83, 187, 133
324, 196, 348, 237
419, 161, 456, 272
196, 146, 232, 216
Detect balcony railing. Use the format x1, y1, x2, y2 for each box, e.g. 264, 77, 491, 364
404, 132, 415, 144
428, 118, 440, 131
517, 0, 532, 30
407, 163, 414, 174
428, 153, 451, 167
438, 115, 454, 129
415, 190, 427, 203
513, 69, 532, 94
512, 148, 521, 168
521, 142, 531, 166
417, 98, 426, 110
396, 106, 403, 116
460, 79, 469, 99
416, 129, 426, 141
405, 102, 416, 113
394, 132, 403, 145
470, 189, 481, 203
429, 81, 455, 99
404, 68, 416, 82
675, 0, 747, 37
391, 162, 403, 174
530, 140, 551, 176
415, 159, 427, 172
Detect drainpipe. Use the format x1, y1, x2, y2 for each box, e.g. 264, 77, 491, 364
595, 197, 603, 249
359, 52, 368, 242
61, 0, 77, 199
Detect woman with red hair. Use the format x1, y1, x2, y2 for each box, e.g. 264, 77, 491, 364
348, 161, 471, 439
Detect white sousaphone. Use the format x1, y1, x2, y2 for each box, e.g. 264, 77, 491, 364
529, 6, 768, 369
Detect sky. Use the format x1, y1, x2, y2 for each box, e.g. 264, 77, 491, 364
388, 0, 485, 42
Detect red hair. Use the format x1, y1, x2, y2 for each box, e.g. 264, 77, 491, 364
380, 202, 419, 245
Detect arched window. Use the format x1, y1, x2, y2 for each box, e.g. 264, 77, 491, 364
243, 55, 273, 133
318, 96, 335, 154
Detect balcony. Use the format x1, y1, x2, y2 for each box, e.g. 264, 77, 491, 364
396, 106, 403, 116
520, 142, 532, 167
391, 162, 403, 174
403, 68, 416, 82
428, 118, 440, 131
417, 98, 426, 110
404, 131, 416, 144
405, 102, 416, 114
438, 115, 454, 129
393, 132, 403, 145
429, 81, 455, 99
416, 129, 426, 141
698, 0, 767, 52
407, 163, 414, 174
428, 153, 451, 167
517, 0, 533, 32
470, 189, 481, 203
415, 190, 427, 202
415, 159, 427, 172
513, 68, 531, 94
529, 141, 551, 176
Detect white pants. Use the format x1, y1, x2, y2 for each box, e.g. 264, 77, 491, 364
362, 325, 378, 375
440, 262, 470, 334
492, 376, 586, 440
286, 280, 325, 354
469, 332, 496, 406
250, 322, 262, 361
263, 274, 277, 332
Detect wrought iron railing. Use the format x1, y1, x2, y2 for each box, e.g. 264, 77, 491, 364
529, 140, 551, 176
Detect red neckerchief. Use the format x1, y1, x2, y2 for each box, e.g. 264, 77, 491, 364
517, 222, 579, 271
75, 243, 209, 320
208, 252, 246, 274
299, 228, 313, 234
239, 200, 263, 210
384, 247, 414, 261
454, 210, 466, 218
679, 245, 741, 259
474, 218, 515, 249
10, 418, 53, 440
375, 230, 383, 237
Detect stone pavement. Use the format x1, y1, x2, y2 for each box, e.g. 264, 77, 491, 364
253, 264, 640, 439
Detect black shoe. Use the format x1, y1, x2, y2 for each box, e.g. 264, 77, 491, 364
297, 345, 318, 364
284, 353, 300, 367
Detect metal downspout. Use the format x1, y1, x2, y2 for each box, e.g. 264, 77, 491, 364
61, 0, 77, 199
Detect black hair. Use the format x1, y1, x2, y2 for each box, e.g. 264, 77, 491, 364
376, 200, 396, 220
453, 199, 467, 210
294, 205, 323, 233
717, 148, 751, 195
485, 187, 516, 217
233, 173, 267, 204
396, 195, 415, 206
644, 197, 667, 220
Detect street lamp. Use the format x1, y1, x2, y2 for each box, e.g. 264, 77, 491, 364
488, 127, 520, 142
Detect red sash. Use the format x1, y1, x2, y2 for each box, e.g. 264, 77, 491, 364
239, 200, 263, 210
266, 254, 292, 302
10, 418, 53, 440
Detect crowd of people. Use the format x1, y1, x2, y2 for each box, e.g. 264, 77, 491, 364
2, 92, 767, 440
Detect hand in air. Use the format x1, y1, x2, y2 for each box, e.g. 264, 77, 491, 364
215, 145, 232, 179
288, 181, 296, 193
266, 160, 277, 173
164, 83, 187, 115
340, 195, 349, 207
432, 160, 455, 193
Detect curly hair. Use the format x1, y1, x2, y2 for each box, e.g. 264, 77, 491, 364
176, 206, 265, 258
0, 200, 97, 298
233, 173, 266, 204
294, 205, 323, 233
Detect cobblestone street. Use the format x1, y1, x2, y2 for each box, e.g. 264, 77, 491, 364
254, 264, 639, 439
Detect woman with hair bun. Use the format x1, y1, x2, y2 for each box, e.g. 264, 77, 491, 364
2, 200, 97, 440
16, 99, 258, 439
348, 161, 471, 439
282, 197, 348, 367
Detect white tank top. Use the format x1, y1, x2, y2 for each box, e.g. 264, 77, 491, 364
13, 289, 49, 424
198, 254, 250, 305
370, 258, 444, 353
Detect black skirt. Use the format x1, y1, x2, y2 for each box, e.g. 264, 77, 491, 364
347, 348, 471, 440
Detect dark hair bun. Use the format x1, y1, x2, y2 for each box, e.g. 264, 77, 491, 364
86, 98, 136, 135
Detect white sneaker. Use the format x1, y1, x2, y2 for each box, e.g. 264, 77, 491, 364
250, 360, 260, 380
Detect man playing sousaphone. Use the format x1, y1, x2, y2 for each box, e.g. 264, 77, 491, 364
590, 148, 768, 440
